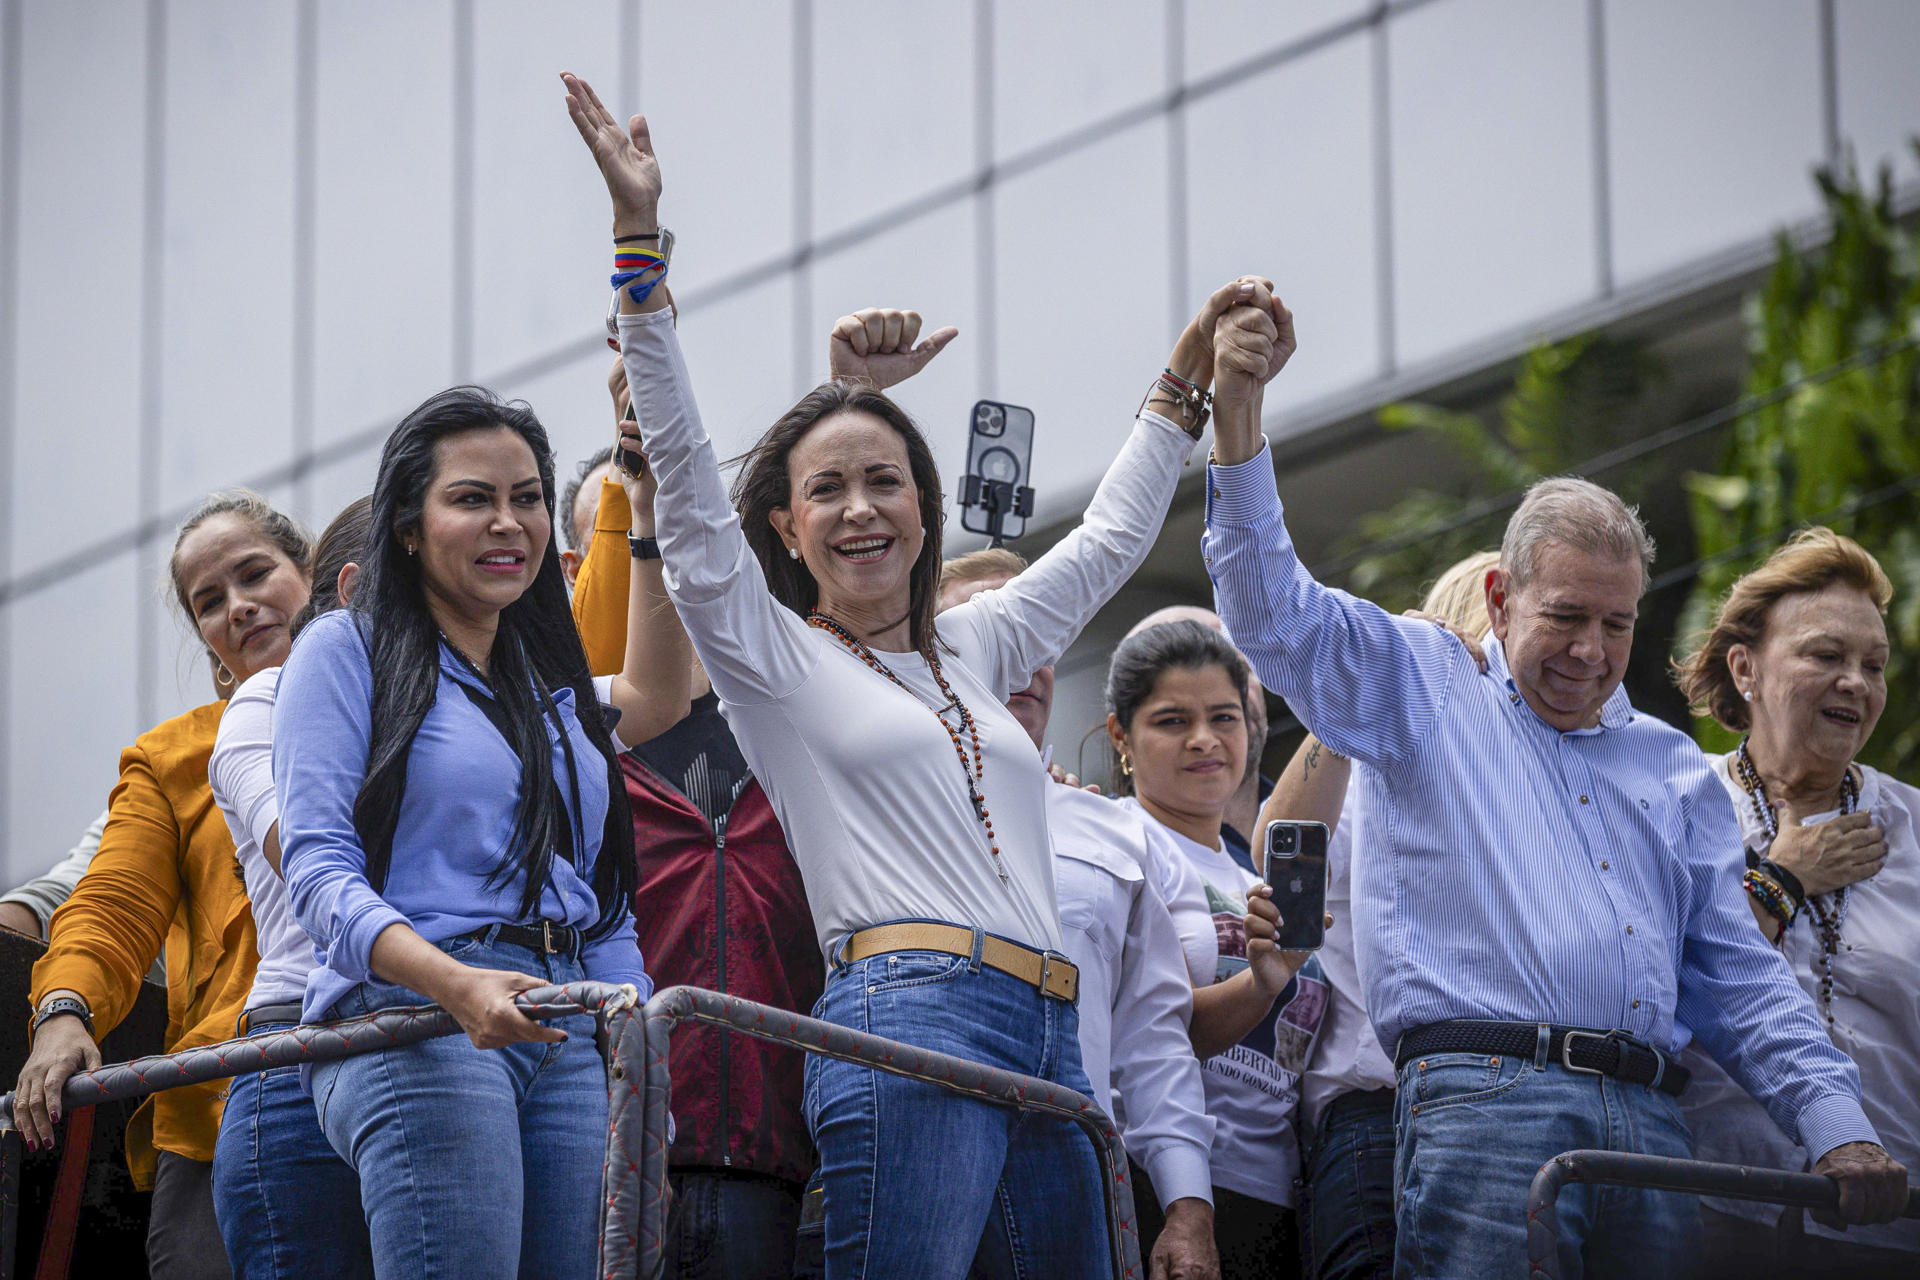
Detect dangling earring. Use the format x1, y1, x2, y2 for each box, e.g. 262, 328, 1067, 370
788, 546, 800, 561
214, 662, 236, 689
1119, 753, 1133, 776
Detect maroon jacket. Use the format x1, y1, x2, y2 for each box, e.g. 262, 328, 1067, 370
623, 748, 823, 1184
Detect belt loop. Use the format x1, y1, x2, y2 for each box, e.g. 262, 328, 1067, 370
967, 926, 985, 975
1647, 1046, 1667, 1093
1533, 1022, 1551, 1072
482, 923, 503, 947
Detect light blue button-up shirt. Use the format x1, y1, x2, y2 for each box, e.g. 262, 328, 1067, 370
1202, 441, 1874, 1160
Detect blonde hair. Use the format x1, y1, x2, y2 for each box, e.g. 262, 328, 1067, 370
939, 547, 1029, 592
1420, 550, 1499, 634
1673, 526, 1892, 733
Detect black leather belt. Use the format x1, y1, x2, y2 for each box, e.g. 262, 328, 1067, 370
465, 921, 581, 956
1394, 1020, 1690, 1097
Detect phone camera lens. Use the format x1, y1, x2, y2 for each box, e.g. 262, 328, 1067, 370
1275, 828, 1296, 851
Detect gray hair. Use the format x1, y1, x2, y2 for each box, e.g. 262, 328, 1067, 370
1500, 476, 1654, 593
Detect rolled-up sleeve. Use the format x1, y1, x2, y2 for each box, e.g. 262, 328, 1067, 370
273, 612, 409, 983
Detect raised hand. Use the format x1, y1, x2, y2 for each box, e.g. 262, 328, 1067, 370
1769, 808, 1888, 898
560, 71, 660, 234
1212, 282, 1293, 415
828, 308, 959, 391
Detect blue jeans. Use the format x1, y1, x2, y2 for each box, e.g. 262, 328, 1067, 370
663, 1168, 801, 1279
1302, 1088, 1396, 1280
1392, 1052, 1700, 1279
211, 1021, 372, 1280
311, 933, 606, 1280
803, 932, 1107, 1279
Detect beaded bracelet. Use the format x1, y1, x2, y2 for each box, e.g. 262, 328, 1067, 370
1756, 857, 1806, 909
1743, 867, 1797, 933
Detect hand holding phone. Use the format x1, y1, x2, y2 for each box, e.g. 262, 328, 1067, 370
1261, 820, 1329, 951
615, 402, 647, 480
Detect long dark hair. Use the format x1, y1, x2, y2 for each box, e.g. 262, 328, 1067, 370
1104, 620, 1251, 796
291, 495, 374, 639
350, 386, 635, 935
730, 381, 947, 659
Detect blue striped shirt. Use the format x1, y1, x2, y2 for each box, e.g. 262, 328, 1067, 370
1202, 442, 1875, 1160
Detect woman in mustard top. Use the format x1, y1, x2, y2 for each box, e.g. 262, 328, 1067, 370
14, 490, 313, 1280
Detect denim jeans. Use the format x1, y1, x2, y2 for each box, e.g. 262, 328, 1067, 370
311, 932, 605, 1280
803, 931, 1107, 1279
1392, 1052, 1699, 1279
1302, 1088, 1397, 1280
212, 1021, 372, 1280
662, 1168, 801, 1279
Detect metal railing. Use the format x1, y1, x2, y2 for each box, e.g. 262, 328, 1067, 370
0, 982, 1141, 1280
1526, 1149, 1920, 1279
639, 985, 1142, 1279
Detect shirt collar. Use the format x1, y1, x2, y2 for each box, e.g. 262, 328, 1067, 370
1483, 634, 1634, 734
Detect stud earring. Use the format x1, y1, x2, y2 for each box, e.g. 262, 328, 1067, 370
788, 546, 800, 561
1742, 689, 1753, 702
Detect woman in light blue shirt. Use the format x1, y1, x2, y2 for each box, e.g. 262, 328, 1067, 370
274, 386, 648, 1280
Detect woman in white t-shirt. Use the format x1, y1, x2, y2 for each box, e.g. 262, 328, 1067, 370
564, 69, 1296, 1277
1105, 619, 1326, 1279
1673, 528, 1918, 1276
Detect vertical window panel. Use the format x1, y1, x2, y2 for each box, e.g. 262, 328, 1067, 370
1606, 0, 1825, 284
1390, 0, 1596, 367
158, 1, 298, 516
1834, 0, 1920, 185
993, 0, 1166, 159
313, 0, 456, 449
1187, 37, 1379, 416
471, 0, 622, 375
1184, 0, 1370, 83
994, 119, 1171, 533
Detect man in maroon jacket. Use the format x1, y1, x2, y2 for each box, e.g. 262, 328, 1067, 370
574, 352, 824, 1278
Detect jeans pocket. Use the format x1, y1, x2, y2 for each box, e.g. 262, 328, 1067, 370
869, 951, 970, 993
1410, 1052, 1532, 1114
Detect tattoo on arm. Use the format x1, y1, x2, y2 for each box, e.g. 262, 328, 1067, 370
1303, 742, 1321, 777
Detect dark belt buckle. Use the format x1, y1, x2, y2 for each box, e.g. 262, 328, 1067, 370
1559, 1028, 1618, 1076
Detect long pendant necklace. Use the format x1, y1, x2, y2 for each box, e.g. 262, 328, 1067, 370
807, 611, 1008, 884
1733, 739, 1859, 1029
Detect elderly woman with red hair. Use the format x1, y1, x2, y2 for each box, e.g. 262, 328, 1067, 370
1674, 527, 1917, 1277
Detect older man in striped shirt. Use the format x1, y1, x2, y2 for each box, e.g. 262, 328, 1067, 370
1193, 290, 1905, 1277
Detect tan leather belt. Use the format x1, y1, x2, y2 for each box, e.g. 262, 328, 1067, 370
842, 922, 1079, 1003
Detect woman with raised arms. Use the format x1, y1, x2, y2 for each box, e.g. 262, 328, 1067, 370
563, 70, 1293, 1278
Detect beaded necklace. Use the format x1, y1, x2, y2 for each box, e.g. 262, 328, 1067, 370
807, 611, 1007, 884
1733, 738, 1859, 1028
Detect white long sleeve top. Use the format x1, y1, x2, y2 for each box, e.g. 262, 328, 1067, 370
1680, 757, 1920, 1255
1048, 784, 1214, 1208
618, 308, 1192, 958
209, 668, 315, 1011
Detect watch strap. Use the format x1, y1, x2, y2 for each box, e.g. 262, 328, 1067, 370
629, 534, 661, 561
32, 996, 93, 1037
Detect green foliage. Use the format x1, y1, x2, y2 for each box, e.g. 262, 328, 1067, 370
1339, 334, 1663, 610
1681, 151, 1920, 776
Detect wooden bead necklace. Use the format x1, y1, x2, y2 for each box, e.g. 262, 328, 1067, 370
1734, 738, 1859, 1029
807, 610, 1007, 884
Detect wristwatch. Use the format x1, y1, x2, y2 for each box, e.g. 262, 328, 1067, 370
629, 534, 661, 561
32, 996, 93, 1038
606, 226, 676, 346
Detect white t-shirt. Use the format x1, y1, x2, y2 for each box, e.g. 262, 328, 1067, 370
1122, 798, 1327, 1207
211, 668, 314, 1011
619, 307, 1192, 959
1681, 757, 1920, 1254
1049, 784, 1214, 1208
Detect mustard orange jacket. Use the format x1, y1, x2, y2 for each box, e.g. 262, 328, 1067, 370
31, 700, 257, 1187
572, 475, 635, 677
